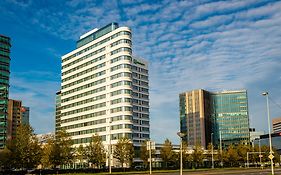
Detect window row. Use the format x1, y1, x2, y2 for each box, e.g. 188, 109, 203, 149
132, 79, 149, 86
111, 133, 132, 140
61, 86, 106, 103
132, 73, 148, 81
111, 55, 132, 64
69, 127, 106, 136
61, 102, 106, 116
111, 115, 132, 122
62, 78, 106, 96
63, 47, 105, 69
133, 106, 149, 112
111, 98, 132, 105
132, 66, 148, 74
111, 106, 132, 113
61, 94, 106, 110
111, 124, 133, 130
63, 31, 131, 64
62, 70, 105, 89
110, 89, 132, 96
111, 39, 131, 47
73, 135, 106, 144
61, 110, 106, 124
132, 93, 149, 99
111, 64, 131, 72
61, 118, 106, 130
110, 72, 131, 80
111, 80, 132, 88
133, 133, 149, 139
132, 86, 149, 93
62, 55, 105, 76
111, 47, 132, 55
62, 62, 105, 82
133, 113, 149, 119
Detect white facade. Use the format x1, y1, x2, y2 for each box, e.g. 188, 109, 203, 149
60, 23, 149, 149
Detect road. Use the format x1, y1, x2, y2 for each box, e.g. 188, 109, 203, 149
151, 168, 281, 175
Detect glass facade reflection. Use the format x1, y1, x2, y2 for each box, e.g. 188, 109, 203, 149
212, 90, 250, 147
179, 89, 250, 149
0, 35, 11, 148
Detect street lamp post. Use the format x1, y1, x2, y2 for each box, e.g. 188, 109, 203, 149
177, 132, 186, 175
211, 133, 214, 169
262, 92, 274, 175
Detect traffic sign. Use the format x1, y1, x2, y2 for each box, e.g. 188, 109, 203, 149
259, 155, 263, 158
268, 154, 274, 160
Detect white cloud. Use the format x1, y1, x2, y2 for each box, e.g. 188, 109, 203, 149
2, 0, 281, 144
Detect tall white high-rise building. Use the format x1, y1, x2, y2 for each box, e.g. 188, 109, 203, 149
59, 23, 149, 150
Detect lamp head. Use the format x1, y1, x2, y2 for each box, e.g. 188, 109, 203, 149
262, 92, 268, 96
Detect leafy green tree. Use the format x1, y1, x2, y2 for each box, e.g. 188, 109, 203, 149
86, 134, 106, 168
49, 129, 73, 168
191, 145, 204, 168
237, 143, 251, 165
41, 137, 54, 169
140, 140, 156, 168
76, 144, 86, 164
0, 147, 12, 169
12, 124, 42, 169
113, 137, 134, 168
160, 139, 173, 168
182, 141, 189, 168
225, 145, 239, 167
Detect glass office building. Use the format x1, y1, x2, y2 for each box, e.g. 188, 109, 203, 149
0, 35, 11, 148
179, 89, 212, 148
180, 89, 250, 149
212, 90, 250, 147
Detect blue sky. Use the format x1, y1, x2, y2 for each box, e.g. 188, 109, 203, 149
1, 0, 281, 144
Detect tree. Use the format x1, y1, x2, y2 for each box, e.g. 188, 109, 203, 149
12, 124, 42, 169
140, 140, 156, 168
225, 145, 239, 167
76, 144, 86, 165
191, 145, 204, 168
86, 134, 106, 168
49, 129, 73, 168
160, 139, 173, 168
0, 147, 12, 169
237, 143, 251, 165
113, 137, 134, 168
181, 141, 189, 168
41, 137, 54, 169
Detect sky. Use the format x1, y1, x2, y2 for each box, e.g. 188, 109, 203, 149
1, 0, 281, 144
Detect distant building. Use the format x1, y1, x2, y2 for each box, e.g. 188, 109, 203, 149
7, 99, 22, 140
0, 35, 11, 148
249, 128, 264, 143
21, 106, 30, 125
55, 91, 61, 134
180, 89, 250, 148
253, 132, 281, 154
272, 117, 281, 133
179, 89, 212, 148
36, 132, 54, 145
